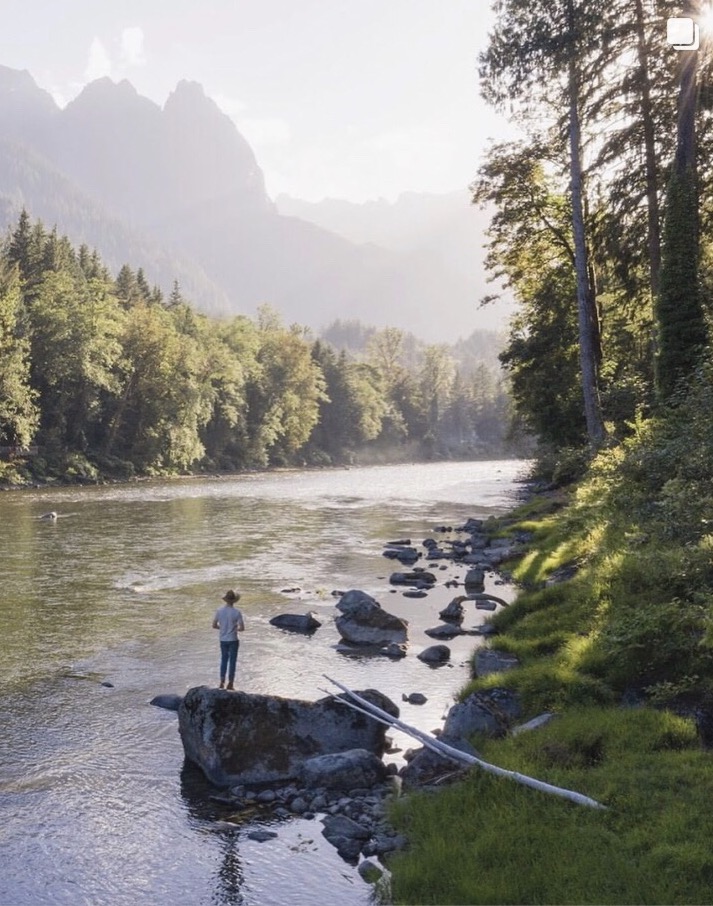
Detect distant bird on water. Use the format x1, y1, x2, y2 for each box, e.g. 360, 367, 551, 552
40, 511, 58, 521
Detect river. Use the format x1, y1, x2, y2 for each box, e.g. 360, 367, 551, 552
0, 459, 526, 906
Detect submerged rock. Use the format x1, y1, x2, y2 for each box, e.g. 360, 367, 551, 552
150, 693, 183, 711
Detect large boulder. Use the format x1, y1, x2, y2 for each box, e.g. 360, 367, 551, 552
335, 589, 408, 647
178, 686, 399, 787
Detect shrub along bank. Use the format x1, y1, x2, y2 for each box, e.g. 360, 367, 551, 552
385, 361, 713, 904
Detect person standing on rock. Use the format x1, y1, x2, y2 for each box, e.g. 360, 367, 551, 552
212, 590, 245, 690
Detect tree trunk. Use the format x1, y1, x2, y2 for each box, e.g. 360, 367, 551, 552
654, 0, 707, 399
567, 0, 606, 449
634, 0, 662, 300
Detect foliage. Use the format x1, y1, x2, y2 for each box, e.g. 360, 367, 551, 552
388, 708, 713, 905
655, 165, 708, 399
0, 214, 515, 482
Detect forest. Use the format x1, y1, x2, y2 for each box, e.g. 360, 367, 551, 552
0, 211, 511, 484
386, 2, 713, 904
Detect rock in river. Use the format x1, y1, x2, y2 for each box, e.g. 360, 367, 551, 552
335, 589, 408, 647
269, 612, 322, 633
417, 644, 451, 665
178, 685, 399, 787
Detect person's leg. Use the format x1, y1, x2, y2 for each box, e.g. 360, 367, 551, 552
226, 641, 239, 689
219, 641, 230, 688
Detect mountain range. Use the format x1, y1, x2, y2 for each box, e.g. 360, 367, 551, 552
0, 65, 510, 342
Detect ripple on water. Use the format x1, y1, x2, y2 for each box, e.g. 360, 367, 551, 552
0, 461, 526, 905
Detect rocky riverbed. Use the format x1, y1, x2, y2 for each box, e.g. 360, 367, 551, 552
153, 512, 533, 893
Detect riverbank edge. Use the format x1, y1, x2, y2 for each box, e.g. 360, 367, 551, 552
0, 452, 523, 493
381, 482, 713, 905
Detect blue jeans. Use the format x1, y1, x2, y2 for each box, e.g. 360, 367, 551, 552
219, 640, 239, 683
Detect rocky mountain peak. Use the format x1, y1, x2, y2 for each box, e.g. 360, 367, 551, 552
0, 65, 59, 142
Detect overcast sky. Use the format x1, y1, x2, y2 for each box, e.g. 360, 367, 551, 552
1, 0, 512, 202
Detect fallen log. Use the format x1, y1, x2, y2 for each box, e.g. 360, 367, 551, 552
323, 676, 606, 810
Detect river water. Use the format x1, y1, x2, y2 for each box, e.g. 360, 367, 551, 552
0, 460, 526, 906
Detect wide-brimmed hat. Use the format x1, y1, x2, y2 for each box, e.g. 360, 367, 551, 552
223, 589, 240, 603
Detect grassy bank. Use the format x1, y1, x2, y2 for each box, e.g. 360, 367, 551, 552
385, 371, 713, 903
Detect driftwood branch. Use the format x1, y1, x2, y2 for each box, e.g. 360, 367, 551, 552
324, 675, 606, 810
469, 592, 510, 607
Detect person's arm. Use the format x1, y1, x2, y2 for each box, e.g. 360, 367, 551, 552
212, 612, 220, 629
237, 613, 245, 632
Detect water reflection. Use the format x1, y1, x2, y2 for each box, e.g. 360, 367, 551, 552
0, 460, 527, 906
215, 839, 245, 906
180, 762, 246, 906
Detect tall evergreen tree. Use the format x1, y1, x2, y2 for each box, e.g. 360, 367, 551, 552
655, 0, 709, 399
0, 263, 38, 447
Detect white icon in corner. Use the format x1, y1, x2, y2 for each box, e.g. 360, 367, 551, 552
667, 16, 700, 49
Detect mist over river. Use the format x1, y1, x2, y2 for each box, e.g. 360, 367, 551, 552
0, 460, 526, 906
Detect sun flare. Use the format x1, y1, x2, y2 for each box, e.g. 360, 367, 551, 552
700, 3, 713, 36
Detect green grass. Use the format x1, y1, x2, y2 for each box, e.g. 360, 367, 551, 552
388, 708, 713, 905
385, 413, 713, 903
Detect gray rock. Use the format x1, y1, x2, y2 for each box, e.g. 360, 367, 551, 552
322, 814, 372, 841
475, 623, 499, 636
247, 829, 278, 842
439, 596, 465, 624
382, 546, 419, 564
178, 686, 399, 787
402, 692, 427, 705
371, 833, 409, 855
257, 789, 276, 803
269, 612, 322, 633
458, 518, 484, 533
424, 623, 462, 639
335, 837, 363, 861
336, 590, 380, 615
443, 688, 522, 740
399, 735, 478, 789
469, 532, 490, 549
358, 859, 387, 883
403, 590, 428, 598
335, 589, 408, 647
474, 648, 520, 677
310, 793, 329, 811
389, 571, 436, 586
290, 797, 309, 814
464, 567, 485, 591
299, 748, 387, 791
417, 645, 451, 665
149, 694, 183, 711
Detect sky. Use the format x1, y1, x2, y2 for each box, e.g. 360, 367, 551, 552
0, 0, 512, 203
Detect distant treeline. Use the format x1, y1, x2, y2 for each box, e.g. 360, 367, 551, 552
0, 212, 514, 482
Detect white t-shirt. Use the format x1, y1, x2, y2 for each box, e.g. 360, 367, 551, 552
214, 605, 244, 641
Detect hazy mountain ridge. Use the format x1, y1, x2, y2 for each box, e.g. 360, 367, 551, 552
0, 65, 505, 341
